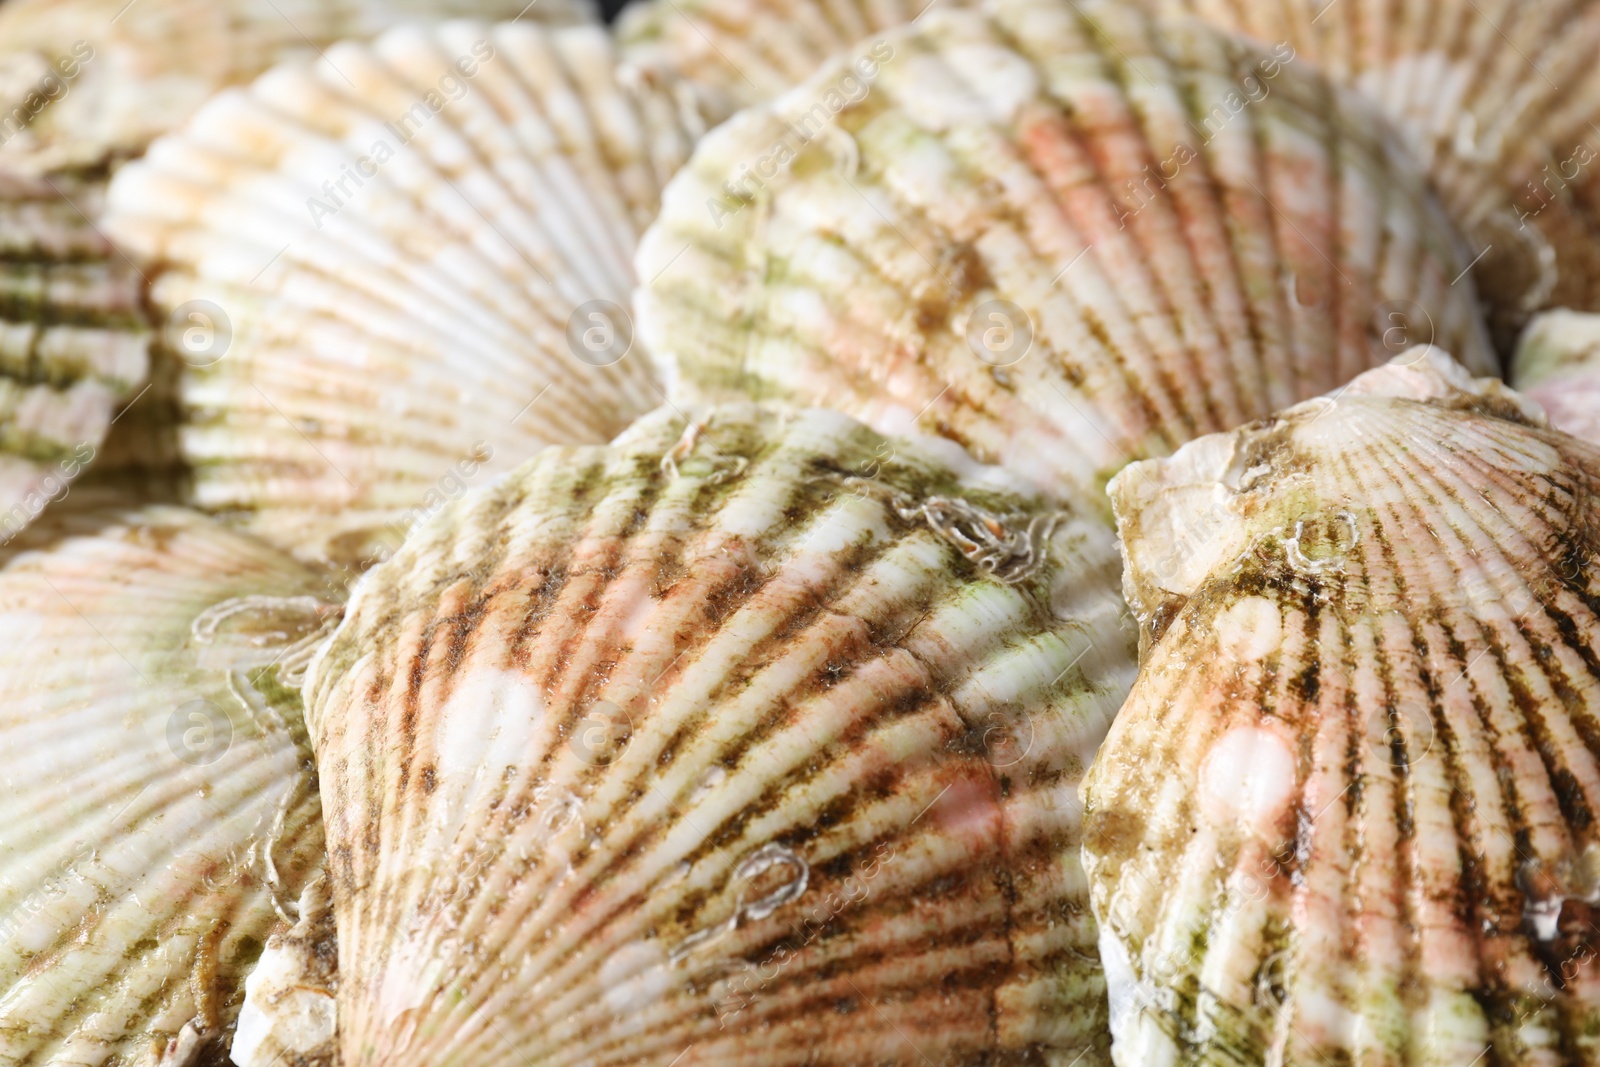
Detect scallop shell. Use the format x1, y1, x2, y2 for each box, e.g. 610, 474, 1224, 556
103, 20, 702, 569
0, 502, 338, 1064
1513, 308, 1600, 447
1132, 0, 1600, 338
302, 403, 1138, 1065
0, 0, 594, 176
635, 0, 1497, 517
617, 0, 969, 122
0, 171, 151, 546
1084, 347, 1600, 1065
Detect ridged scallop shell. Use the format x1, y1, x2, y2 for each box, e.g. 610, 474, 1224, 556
1084, 348, 1600, 1065
0, 503, 337, 1064
104, 20, 702, 568
0, 0, 594, 176
0, 171, 150, 545
303, 403, 1137, 1065
635, 0, 1496, 517
1131, 0, 1600, 337
1514, 308, 1600, 447
617, 0, 971, 122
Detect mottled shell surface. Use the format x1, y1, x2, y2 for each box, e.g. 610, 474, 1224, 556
1134, 0, 1600, 338
0, 0, 594, 176
1084, 349, 1600, 1065
0, 172, 150, 544
1514, 308, 1600, 447
104, 20, 701, 569
302, 403, 1138, 1065
0, 503, 336, 1065
636, 0, 1496, 519
231, 876, 339, 1067
617, 0, 970, 122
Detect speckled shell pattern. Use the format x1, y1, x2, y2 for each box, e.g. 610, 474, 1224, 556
302, 403, 1138, 1066
1514, 308, 1600, 448
0, 503, 335, 1065
0, 0, 595, 177
635, 0, 1497, 519
1083, 349, 1600, 1066
617, 0, 971, 122
0, 172, 149, 538
103, 20, 701, 568
1133, 0, 1600, 336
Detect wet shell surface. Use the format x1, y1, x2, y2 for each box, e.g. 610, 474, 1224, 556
635, 0, 1497, 518
302, 403, 1138, 1065
0, 503, 337, 1064
1084, 348, 1600, 1065
1514, 308, 1600, 447
0, 0, 594, 176
1133, 0, 1600, 337
0, 171, 150, 544
617, 0, 968, 123
230, 875, 339, 1067
104, 20, 701, 568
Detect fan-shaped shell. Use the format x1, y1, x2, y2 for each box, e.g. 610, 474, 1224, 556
617, 0, 971, 123
0, 0, 594, 176
104, 20, 702, 568
1132, 0, 1600, 338
635, 0, 1496, 518
303, 403, 1137, 1065
1514, 308, 1600, 447
1084, 348, 1600, 1065
0, 172, 150, 546
0, 503, 338, 1064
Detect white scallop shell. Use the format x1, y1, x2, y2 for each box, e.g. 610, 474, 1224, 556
0, 503, 336, 1064
0, 0, 594, 176
304, 403, 1137, 1065
104, 20, 703, 568
1513, 308, 1600, 446
636, 0, 1497, 518
1086, 348, 1600, 1065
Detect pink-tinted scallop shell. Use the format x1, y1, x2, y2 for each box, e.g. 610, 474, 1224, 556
636, 0, 1496, 520
304, 403, 1137, 1065
1086, 348, 1600, 1065
1134, 0, 1600, 339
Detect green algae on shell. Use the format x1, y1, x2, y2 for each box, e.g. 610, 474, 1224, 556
0, 502, 338, 1064
103, 20, 703, 570
1085, 348, 1600, 1065
302, 403, 1138, 1066
635, 0, 1496, 520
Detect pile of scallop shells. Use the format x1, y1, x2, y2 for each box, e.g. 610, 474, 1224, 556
2, 0, 1598, 1064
